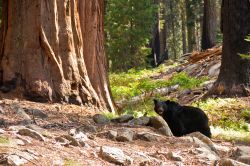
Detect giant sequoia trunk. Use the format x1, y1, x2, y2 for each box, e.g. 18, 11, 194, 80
208, 0, 250, 96
201, 0, 217, 50
0, 0, 115, 111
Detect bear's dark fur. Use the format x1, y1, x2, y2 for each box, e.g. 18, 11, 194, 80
154, 99, 211, 138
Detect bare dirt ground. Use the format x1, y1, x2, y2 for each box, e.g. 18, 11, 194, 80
0, 98, 244, 166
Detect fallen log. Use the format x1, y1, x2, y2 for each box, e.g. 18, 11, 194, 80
115, 84, 179, 110
189, 46, 222, 63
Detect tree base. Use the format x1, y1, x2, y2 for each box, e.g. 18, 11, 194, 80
205, 81, 250, 98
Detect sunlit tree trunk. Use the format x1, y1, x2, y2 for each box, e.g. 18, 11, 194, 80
0, 0, 115, 111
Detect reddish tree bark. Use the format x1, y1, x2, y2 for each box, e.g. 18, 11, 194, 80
208, 0, 250, 96
0, 0, 115, 111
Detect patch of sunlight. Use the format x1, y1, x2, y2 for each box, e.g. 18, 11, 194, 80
64, 159, 82, 166
211, 126, 250, 143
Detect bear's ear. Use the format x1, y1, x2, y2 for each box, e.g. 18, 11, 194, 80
153, 99, 158, 105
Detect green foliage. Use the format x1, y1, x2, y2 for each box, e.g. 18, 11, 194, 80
0, 136, 10, 144
239, 34, 250, 60
102, 111, 119, 120
105, 0, 157, 71
168, 72, 207, 89
193, 98, 249, 132
241, 108, 250, 122
110, 66, 207, 101
64, 159, 81, 166
212, 126, 250, 143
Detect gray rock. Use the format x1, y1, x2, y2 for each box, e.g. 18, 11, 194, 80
0, 105, 4, 114
18, 128, 45, 141
0, 128, 5, 134
55, 136, 69, 143
14, 107, 31, 121
76, 125, 97, 133
208, 62, 221, 77
26, 124, 46, 133
112, 114, 134, 123
128, 116, 150, 126
116, 128, 134, 142
237, 146, 250, 157
24, 108, 48, 119
215, 158, 249, 166
238, 156, 250, 165
167, 152, 183, 161
93, 114, 110, 124
149, 116, 173, 136
7, 154, 29, 166
136, 132, 161, 142
184, 64, 199, 75
107, 130, 118, 140
62, 135, 80, 146
100, 146, 132, 165
73, 132, 89, 142
196, 146, 219, 161
0, 118, 6, 126
201, 80, 215, 90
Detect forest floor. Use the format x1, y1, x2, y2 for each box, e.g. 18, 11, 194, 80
0, 46, 250, 165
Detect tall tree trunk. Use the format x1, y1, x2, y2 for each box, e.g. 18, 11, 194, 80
0, 0, 114, 111
201, 0, 217, 50
169, 0, 177, 59
185, 0, 196, 52
150, 0, 168, 67
79, 0, 115, 112
180, 0, 187, 54
208, 0, 250, 96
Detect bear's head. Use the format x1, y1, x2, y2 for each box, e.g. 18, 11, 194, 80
154, 99, 167, 115
154, 99, 180, 115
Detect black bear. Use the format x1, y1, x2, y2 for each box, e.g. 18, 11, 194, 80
153, 99, 211, 138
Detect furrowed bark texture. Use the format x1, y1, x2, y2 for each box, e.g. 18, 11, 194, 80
0, 0, 115, 111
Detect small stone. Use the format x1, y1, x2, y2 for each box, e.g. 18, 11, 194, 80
24, 108, 48, 119
18, 128, 45, 141
128, 116, 150, 126
167, 152, 183, 161
26, 124, 46, 133
0, 128, 5, 134
13, 139, 25, 146
0, 105, 4, 114
196, 146, 219, 161
76, 125, 97, 133
116, 128, 134, 142
73, 132, 89, 142
107, 130, 118, 140
0, 118, 5, 126
93, 114, 110, 124
238, 156, 250, 165
208, 62, 221, 77
112, 114, 134, 123
216, 158, 249, 166
7, 154, 29, 166
136, 132, 161, 142
100, 146, 132, 165
14, 107, 32, 121
62, 135, 80, 146
55, 136, 69, 143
